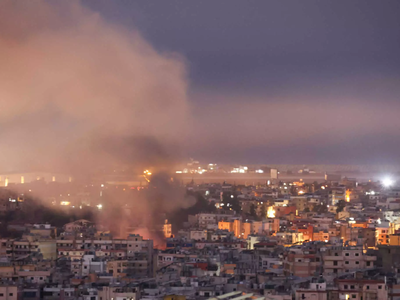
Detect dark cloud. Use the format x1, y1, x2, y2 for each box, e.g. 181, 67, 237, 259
81, 0, 400, 164
2, 0, 400, 167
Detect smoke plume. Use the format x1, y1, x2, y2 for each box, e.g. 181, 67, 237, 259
0, 0, 194, 241
0, 0, 189, 174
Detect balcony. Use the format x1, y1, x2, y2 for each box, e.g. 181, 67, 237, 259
324, 256, 344, 261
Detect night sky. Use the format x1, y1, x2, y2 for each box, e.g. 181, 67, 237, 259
2, 1, 400, 170
83, 1, 400, 165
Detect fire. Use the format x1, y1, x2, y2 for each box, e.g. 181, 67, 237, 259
267, 206, 276, 218
346, 189, 351, 202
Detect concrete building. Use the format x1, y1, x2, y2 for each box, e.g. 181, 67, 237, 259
323, 246, 376, 276
0, 239, 57, 260
283, 250, 320, 277
337, 279, 387, 300
98, 285, 140, 300
295, 278, 328, 300
0, 283, 18, 300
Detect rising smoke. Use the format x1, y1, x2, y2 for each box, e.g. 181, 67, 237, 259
0, 0, 194, 242
0, 0, 189, 174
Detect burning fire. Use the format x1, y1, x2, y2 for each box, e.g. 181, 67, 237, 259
267, 206, 276, 218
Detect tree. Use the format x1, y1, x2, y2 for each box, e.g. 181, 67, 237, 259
260, 205, 267, 219
222, 192, 241, 214
313, 204, 327, 214
336, 200, 346, 213
249, 204, 257, 218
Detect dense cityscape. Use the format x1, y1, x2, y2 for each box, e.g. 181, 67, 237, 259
1, 163, 400, 300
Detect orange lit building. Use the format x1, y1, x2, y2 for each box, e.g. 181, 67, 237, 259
298, 225, 314, 241
218, 221, 232, 231
313, 231, 330, 242
218, 219, 251, 239
275, 205, 296, 218
222, 263, 236, 275
351, 222, 368, 229
376, 226, 390, 245
242, 222, 251, 239
233, 219, 241, 237
389, 234, 400, 246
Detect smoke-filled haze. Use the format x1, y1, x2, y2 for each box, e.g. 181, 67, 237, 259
0, 0, 188, 174
81, 0, 400, 166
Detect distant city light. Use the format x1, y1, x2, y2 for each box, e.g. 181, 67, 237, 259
97, 204, 103, 209
175, 171, 183, 173
382, 177, 394, 188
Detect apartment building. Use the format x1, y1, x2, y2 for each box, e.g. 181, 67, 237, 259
0, 283, 18, 300
283, 250, 321, 277
323, 246, 376, 276
107, 252, 151, 278
98, 285, 140, 300
337, 279, 387, 300
294, 278, 328, 300
0, 239, 56, 260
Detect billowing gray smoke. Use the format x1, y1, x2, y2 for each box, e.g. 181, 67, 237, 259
0, 0, 193, 242
0, 0, 189, 174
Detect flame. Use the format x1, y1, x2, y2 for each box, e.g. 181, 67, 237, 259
346, 189, 351, 202
267, 206, 276, 218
